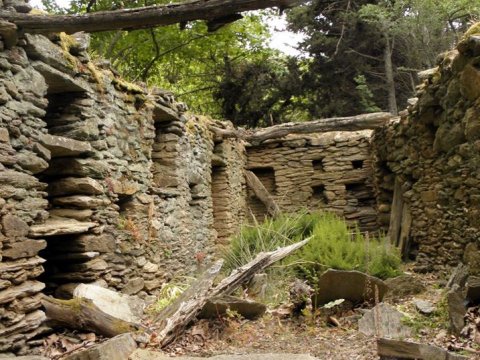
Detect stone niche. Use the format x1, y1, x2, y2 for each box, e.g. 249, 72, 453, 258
245, 131, 378, 232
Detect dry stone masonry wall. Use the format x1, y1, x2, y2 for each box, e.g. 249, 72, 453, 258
246, 131, 378, 232
0, 22, 247, 354
372, 28, 480, 272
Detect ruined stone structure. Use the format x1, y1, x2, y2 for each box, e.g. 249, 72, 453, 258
372, 30, 480, 272
0, 30, 247, 354
1, 2, 480, 355
246, 131, 378, 232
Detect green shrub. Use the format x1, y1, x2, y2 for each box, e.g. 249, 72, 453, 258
223, 211, 402, 283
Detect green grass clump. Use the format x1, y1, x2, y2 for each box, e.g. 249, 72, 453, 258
223, 211, 402, 285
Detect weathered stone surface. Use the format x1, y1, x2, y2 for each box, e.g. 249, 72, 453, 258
384, 275, 425, 299
48, 208, 93, 221
2, 240, 47, 259
359, 303, 411, 339
313, 269, 388, 305
1, 214, 29, 238
447, 284, 467, 335
73, 284, 144, 323
152, 102, 181, 122
131, 351, 319, 360
30, 217, 96, 237
200, 296, 267, 320
51, 196, 110, 209
0, 256, 45, 273
16, 151, 49, 174
63, 333, 137, 360
122, 277, 144, 295
377, 338, 468, 360
39, 134, 92, 157
32, 61, 89, 94
0, 281, 45, 304
48, 177, 103, 196
0, 170, 43, 189
414, 299, 436, 315
24, 34, 76, 74
51, 233, 116, 253
44, 158, 109, 178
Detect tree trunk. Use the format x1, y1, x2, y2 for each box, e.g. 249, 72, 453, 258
41, 296, 142, 337
246, 112, 392, 146
383, 33, 398, 116
0, 0, 304, 34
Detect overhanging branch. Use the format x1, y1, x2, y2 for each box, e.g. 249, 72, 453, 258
0, 0, 306, 34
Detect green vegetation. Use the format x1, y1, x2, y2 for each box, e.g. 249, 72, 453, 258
401, 295, 450, 336
223, 211, 402, 285
40, 0, 480, 126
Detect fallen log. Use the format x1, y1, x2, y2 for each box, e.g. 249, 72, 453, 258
0, 0, 304, 34
211, 238, 310, 297
209, 125, 246, 142
151, 238, 309, 347
152, 260, 224, 347
41, 295, 143, 337
245, 170, 281, 217
247, 112, 393, 146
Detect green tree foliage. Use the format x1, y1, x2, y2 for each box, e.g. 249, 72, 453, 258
287, 0, 480, 117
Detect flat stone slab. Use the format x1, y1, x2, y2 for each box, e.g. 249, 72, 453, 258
48, 177, 103, 196
32, 61, 90, 94
359, 302, 411, 339
29, 217, 96, 237
64, 333, 137, 360
313, 269, 388, 305
131, 350, 319, 360
39, 134, 92, 158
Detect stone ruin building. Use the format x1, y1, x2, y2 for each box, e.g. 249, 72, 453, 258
0, 4, 480, 356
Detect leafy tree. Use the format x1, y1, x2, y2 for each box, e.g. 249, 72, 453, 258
287, 0, 480, 117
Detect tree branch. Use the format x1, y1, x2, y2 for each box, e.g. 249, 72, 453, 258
0, 0, 306, 34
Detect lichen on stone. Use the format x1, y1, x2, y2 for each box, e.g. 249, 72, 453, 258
462, 22, 480, 40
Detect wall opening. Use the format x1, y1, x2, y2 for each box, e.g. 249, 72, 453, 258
311, 184, 328, 204
312, 158, 325, 172
247, 167, 276, 222
352, 160, 364, 169
36, 89, 103, 295
345, 182, 375, 207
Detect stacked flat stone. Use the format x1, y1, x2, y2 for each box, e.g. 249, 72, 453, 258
372, 29, 480, 272
246, 131, 378, 232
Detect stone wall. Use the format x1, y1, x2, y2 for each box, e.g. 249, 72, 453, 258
0, 26, 247, 354
246, 131, 378, 231
372, 29, 480, 272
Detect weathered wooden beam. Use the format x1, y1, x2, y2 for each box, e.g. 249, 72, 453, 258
41, 295, 142, 337
247, 112, 393, 146
245, 170, 281, 217
0, 0, 304, 34
151, 260, 224, 347
151, 238, 309, 347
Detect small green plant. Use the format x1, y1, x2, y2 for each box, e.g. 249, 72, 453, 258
401, 295, 450, 336
223, 211, 402, 289
146, 277, 194, 313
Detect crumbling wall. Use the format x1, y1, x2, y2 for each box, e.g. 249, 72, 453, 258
0, 26, 247, 354
373, 29, 480, 271
246, 131, 378, 231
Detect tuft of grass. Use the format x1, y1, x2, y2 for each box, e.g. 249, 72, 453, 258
146, 277, 194, 313
223, 211, 402, 287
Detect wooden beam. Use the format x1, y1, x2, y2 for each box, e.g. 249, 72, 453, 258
245, 170, 281, 217
41, 295, 142, 337
0, 0, 304, 34
247, 112, 393, 146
